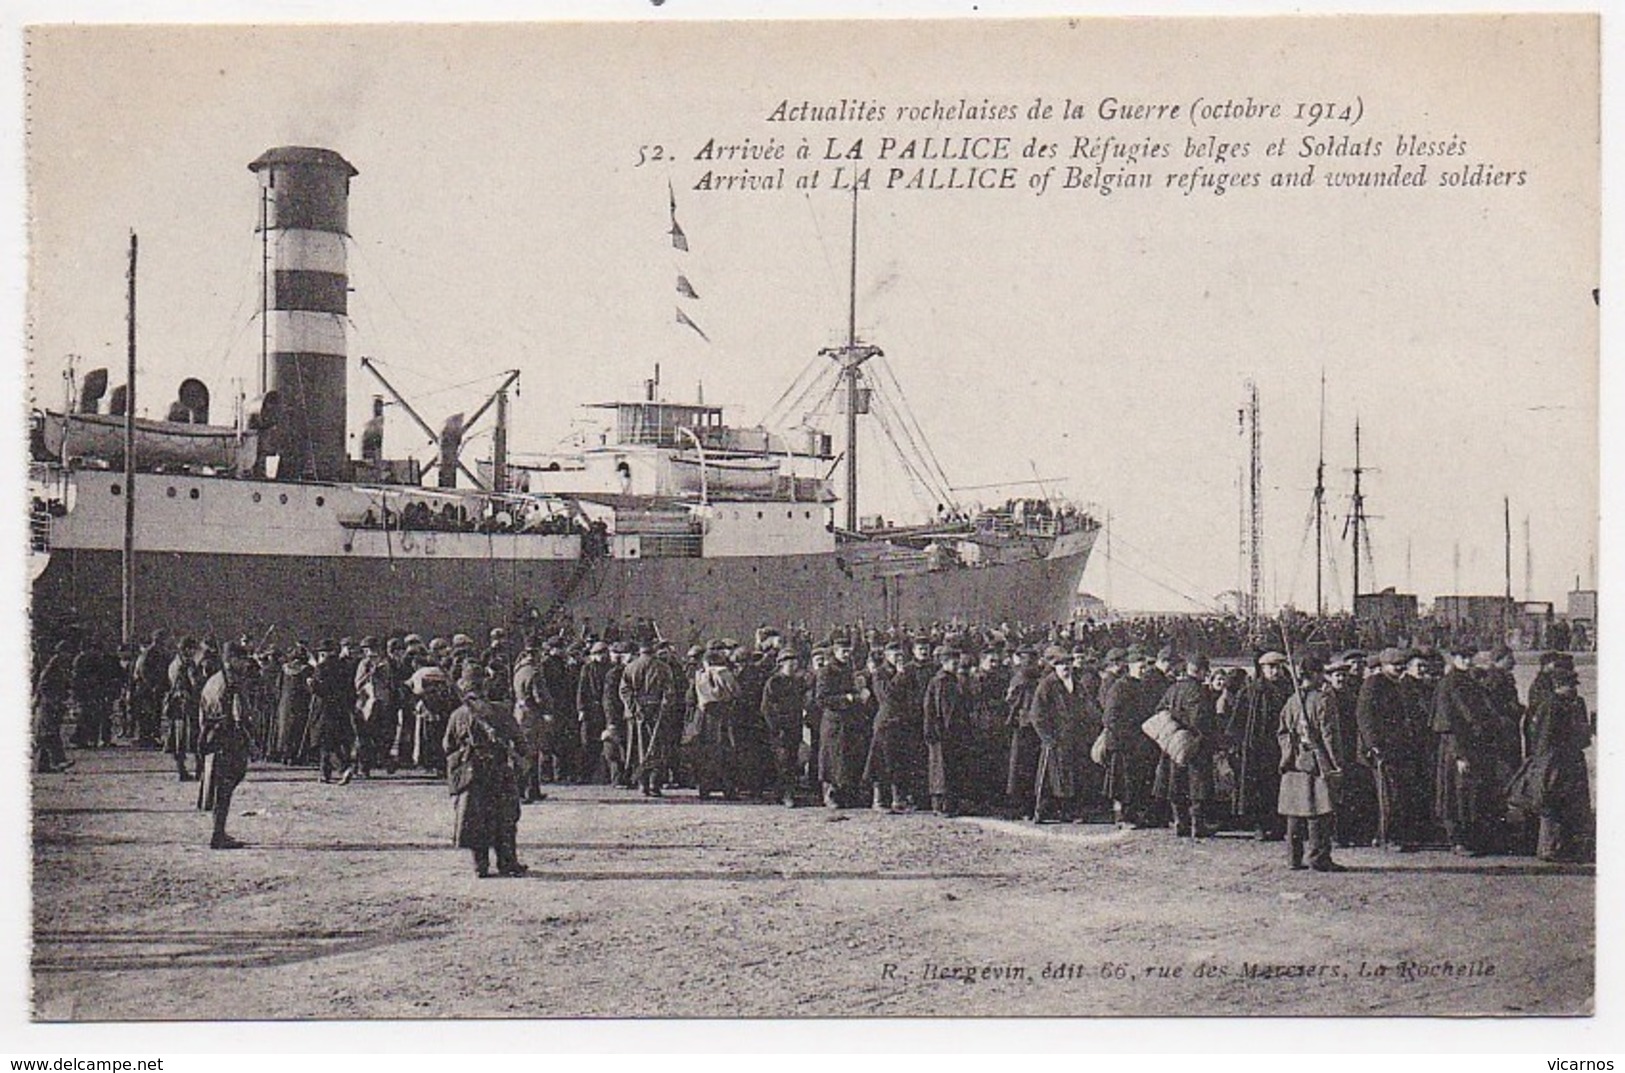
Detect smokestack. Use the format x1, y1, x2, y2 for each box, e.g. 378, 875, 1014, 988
248, 146, 357, 482
438, 412, 465, 489
78, 368, 108, 414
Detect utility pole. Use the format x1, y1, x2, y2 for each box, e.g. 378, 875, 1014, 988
1245, 379, 1263, 637
121, 232, 137, 648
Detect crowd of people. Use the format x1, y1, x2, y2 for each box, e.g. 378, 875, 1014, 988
31, 617, 1595, 876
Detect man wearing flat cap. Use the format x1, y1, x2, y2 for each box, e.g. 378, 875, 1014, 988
814, 638, 869, 808
1326, 652, 1374, 848
575, 641, 612, 784
1029, 645, 1089, 823
1101, 647, 1159, 828
762, 649, 810, 807
1431, 645, 1501, 856
922, 646, 969, 816
1226, 650, 1291, 841
1355, 647, 1421, 850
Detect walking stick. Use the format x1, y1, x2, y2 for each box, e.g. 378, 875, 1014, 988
1033, 741, 1052, 821
1373, 752, 1390, 848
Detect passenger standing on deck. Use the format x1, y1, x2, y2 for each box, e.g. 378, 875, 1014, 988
443, 664, 528, 878
1276, 652, 1348, 873
1227, 650, 1291, 841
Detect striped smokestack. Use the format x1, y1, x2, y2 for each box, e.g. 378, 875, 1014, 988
249, 146, 357, 482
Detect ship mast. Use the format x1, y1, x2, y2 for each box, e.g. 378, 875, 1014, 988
1314, 371, 1326, 617
122, 232, 137, 647
1348, 417, 1367, 607
1243, 379, 1263, 639
821, 187, 881, 533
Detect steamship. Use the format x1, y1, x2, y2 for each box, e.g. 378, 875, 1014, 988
29, 147, 1098, 644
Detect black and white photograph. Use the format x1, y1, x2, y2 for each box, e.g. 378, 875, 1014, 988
9, 3, 1607, 1043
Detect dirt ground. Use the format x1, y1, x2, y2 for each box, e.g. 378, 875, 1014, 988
31, 724, 1594, 1021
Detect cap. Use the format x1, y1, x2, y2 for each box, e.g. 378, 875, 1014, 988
1103, 647, 1126, 663
1125, 646, 1148, 663
360, 635, 380, 650
776, 649, 801, 664
1043, 644, 1070, 664
451, 633, 474, 649
1258, 651, 1288, 666
1156, 645, 1176, 662
1379, 647, 1408, 666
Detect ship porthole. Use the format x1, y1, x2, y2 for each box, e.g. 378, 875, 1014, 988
110, 484, 121, 496
252, 492, 262, 503
189, 488, 200, 500
166, 487, 177, 498
316, 495, 325, 507
279, 493, 289, 505
787, 510, 793, 519
757, 510, 764, 519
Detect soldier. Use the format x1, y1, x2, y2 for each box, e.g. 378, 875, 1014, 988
165, 637, 207, 782
198, 643, 253, 850
621, 640, 679, 796
443, 664, 528, 878
540, 638, 579, 781
1227, 650, 1291, 841
732, 645, 774, 797
512, 637, 555, 802
1277, 652, 1348, 872
813, 638, 868, 808
761, 649, 809, 807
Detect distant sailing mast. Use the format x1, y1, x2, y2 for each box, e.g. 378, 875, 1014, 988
121, 232, 138, 647
1343, 417, 1373, 613
1313, 371, 1327, 617
821, 187, 882, 533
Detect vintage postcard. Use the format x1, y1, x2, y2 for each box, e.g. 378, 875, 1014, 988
14, 7, 1602, 1041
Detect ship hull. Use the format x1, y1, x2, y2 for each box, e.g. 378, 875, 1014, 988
32, 533, 1094, 645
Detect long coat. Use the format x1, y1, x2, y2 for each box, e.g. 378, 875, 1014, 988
1227, 674, 1290, 818
688, 663, 742, 792
273, 658, 313, 762
443, 699, 523, 851
813, 660, 866, 791
1004, 662, 1046, 797
1029, 670, 1091, 800
863, 661, 916, 786
1276, 686, 1344, 817
1430, 667, 1498, 833
1524, 690, 1590, 815
1152, 677, 1216, 803
1101, 674, 1157, 806
922, 667, 969, 798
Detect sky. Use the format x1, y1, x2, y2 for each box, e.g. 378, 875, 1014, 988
21, 13, 1600, 613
